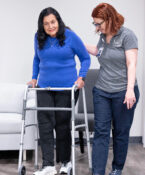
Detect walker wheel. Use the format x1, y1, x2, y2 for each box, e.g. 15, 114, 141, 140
19, 165, 26, 175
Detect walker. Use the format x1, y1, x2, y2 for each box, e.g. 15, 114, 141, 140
18, 84, 92, 175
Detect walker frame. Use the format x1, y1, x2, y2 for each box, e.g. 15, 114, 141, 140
18, 85, 92, 175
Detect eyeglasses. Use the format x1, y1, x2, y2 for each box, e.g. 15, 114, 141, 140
92, 21, 104, 27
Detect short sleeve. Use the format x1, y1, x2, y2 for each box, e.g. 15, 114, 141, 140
123, 30, 138, 51
97, 37, 102, 49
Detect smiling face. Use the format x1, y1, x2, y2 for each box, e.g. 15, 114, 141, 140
93, 17, 107, 34
43, 14, 59, 37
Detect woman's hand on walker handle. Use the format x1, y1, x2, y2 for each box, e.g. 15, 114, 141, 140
27, 79, 37, 88
123, 88, 136, 109
75, 77, 85, 89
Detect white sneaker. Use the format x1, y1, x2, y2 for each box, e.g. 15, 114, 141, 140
33, 166, 57, 175
59, 162, 72, 174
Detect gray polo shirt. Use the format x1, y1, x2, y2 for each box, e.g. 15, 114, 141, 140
95, 26, 138, 93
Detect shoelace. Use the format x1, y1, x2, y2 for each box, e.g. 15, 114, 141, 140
62, 162, 69, 167
61, 163, 67, 167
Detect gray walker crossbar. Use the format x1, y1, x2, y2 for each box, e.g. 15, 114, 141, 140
18, 85, 92, 175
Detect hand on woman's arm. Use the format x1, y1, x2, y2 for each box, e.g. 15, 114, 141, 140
123, 49, 137, 109
85, 44, 98, 56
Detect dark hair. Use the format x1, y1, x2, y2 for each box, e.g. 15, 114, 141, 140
37, 7, 66, 49
92, 3, 124, 34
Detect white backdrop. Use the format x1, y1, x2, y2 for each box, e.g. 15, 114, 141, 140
0, 0, 145, 140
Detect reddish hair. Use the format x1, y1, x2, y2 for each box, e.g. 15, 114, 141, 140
92, 3, 124, 34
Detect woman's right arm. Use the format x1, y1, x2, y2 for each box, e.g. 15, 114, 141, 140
85, 44, 98, 56
27, 34, 40, 88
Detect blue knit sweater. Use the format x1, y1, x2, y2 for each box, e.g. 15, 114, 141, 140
32, 29, 90, 88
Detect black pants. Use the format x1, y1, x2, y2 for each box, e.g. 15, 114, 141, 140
37, 89, 79, 167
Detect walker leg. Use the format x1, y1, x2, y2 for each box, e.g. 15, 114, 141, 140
85, 130, 92, 170
18, 119, 26, 174
72, 125, 75, 175
34, 90, 39, 170
34, 123, 39, 169
82, 88, 92, 170
71, 89, 76, 175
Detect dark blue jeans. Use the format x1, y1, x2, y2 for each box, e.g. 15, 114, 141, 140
92, 86, 139, 175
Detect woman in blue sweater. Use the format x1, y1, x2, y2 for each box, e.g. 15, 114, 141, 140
28, 7, 90, 175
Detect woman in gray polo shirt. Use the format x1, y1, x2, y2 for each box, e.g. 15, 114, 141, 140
86, 3, 140, 175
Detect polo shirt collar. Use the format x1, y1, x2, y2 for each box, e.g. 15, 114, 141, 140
115, 26, 124, 36
100, 26, 124, 38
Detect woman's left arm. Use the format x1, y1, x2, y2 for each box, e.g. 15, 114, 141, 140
123, 49, 138, 109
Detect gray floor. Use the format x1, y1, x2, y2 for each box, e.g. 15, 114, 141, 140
0, 143, 145, 175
